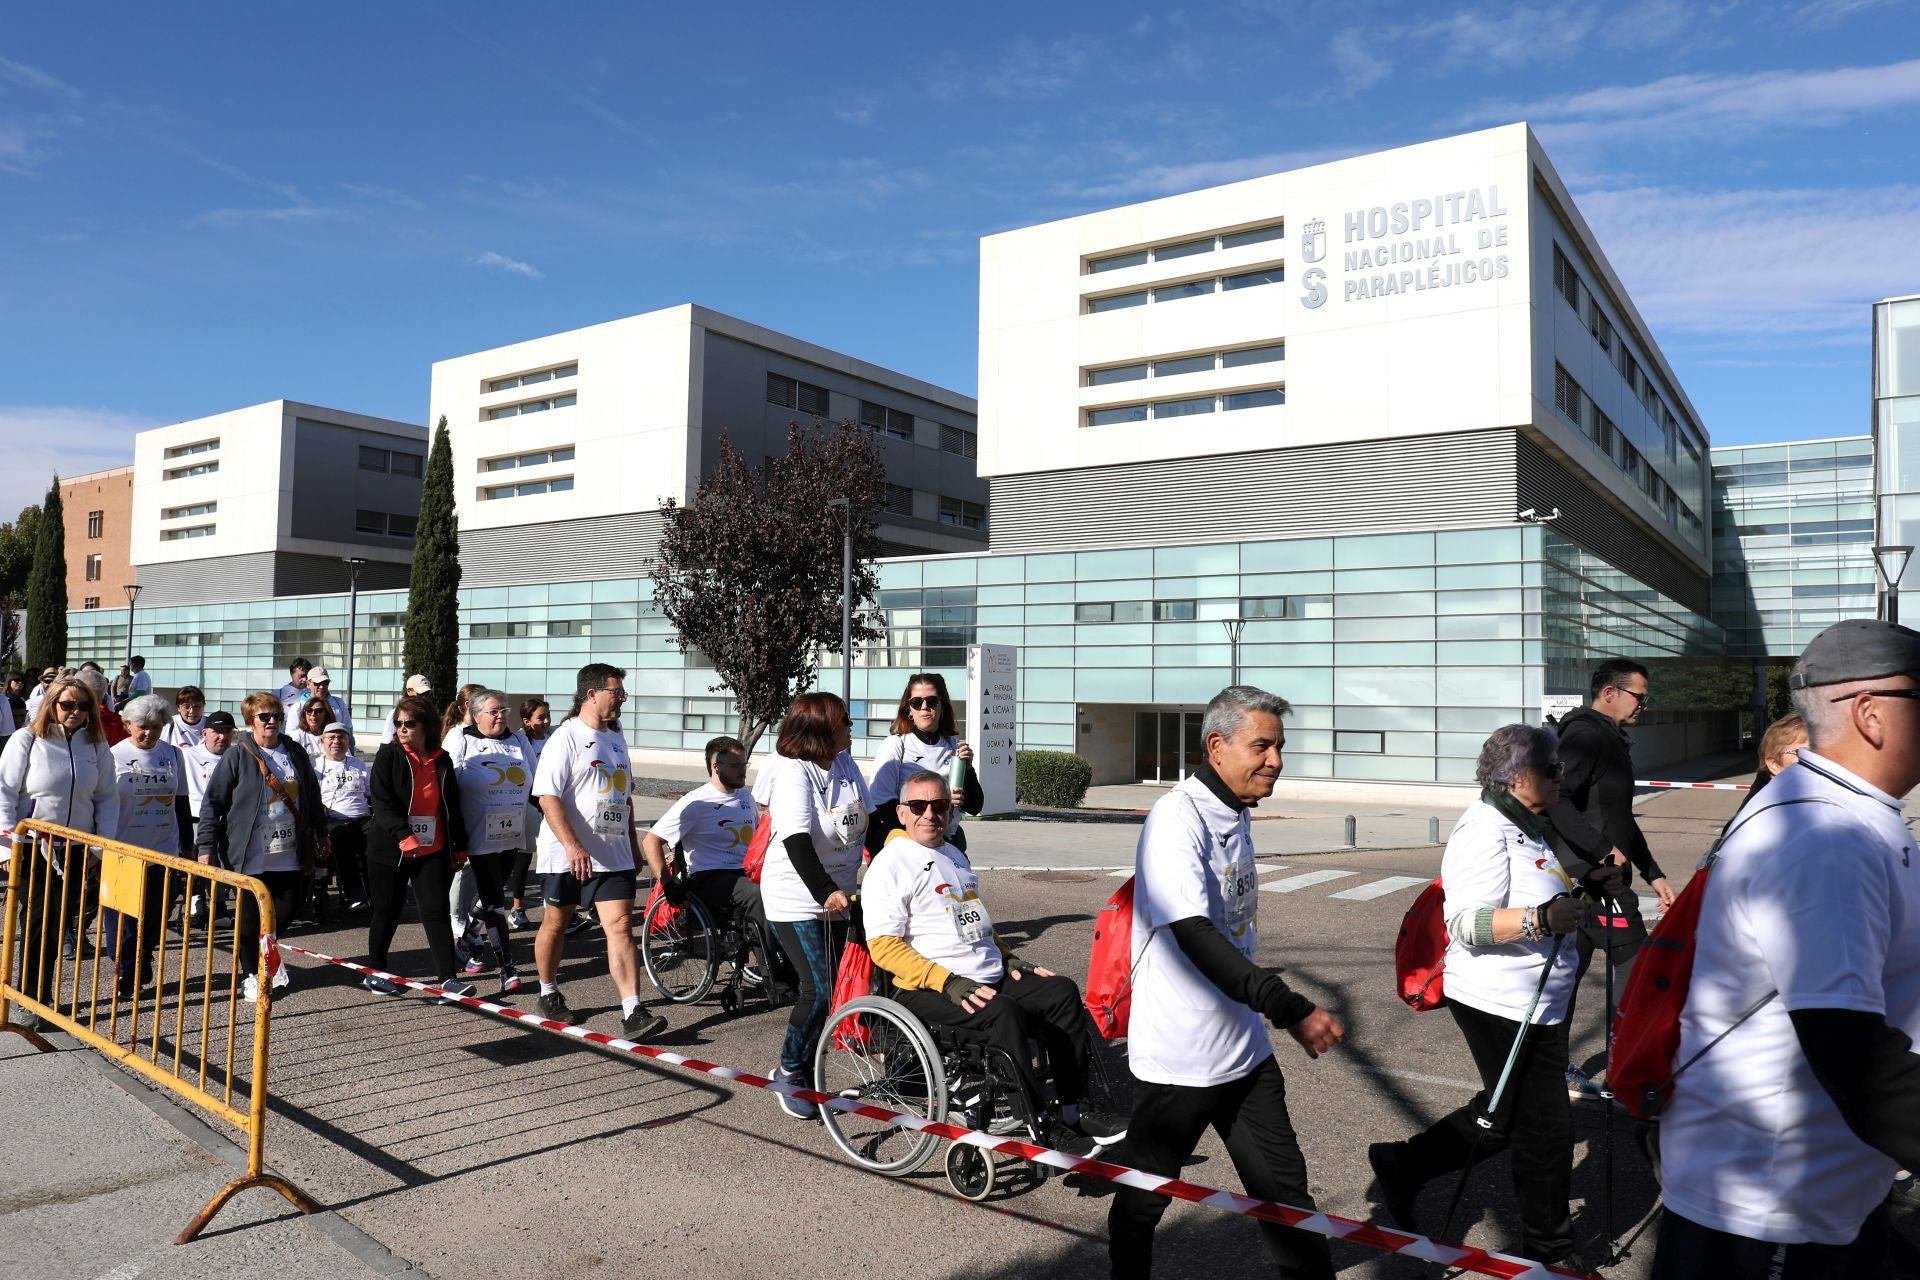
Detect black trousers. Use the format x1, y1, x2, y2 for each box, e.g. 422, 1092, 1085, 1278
366, 853, 457, 980
506, 847, 534, 904
1652, 1205, 1894, 1280
1109, 1056, 1333, 1280
466, 853, 514, 966
897, 972, 1093, 1112
234, 870, 301, 978
326, 817, 368, 903
14, 855, 89, 1005
1396, 1001, 1574, 1262
688, 870, 769, 953
103, 864, 169, 987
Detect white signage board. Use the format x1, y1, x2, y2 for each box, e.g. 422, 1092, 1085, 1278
1542, 694, 1583, 726
965, 644, 1018, 816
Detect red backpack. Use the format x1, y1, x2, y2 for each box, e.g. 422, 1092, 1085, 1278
743, 811, 773, 883
1084, 876, 1137, 1039
1395, 878, 1450, 1011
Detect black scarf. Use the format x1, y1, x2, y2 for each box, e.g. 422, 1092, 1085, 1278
1483, 785, 1550, 842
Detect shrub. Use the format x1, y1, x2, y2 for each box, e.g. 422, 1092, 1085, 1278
1016, 750, 1092, 809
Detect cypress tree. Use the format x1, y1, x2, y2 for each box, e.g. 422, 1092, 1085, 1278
402, 418, 461, 711
25, 476, 66, 673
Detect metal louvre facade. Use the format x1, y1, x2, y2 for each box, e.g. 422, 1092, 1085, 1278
459, 511, 667, 586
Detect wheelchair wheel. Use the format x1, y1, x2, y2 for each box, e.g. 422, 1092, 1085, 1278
815, 996, 947, 1176
641, 893, 717, 1003
945, 1142, 996, 1201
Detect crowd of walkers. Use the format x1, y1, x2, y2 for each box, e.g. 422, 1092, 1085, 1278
5, 625, 1919, 1278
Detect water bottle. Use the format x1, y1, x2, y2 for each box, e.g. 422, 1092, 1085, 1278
947, 754, 968, 793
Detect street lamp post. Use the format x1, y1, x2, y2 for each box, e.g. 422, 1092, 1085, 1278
342, 558, 367, 714
1875, 545, 1914, 625
122, 583, 142, 670
827, 498, 852, 708
1221, 617, 1245, 686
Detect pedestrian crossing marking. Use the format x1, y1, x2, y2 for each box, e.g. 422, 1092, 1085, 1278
1329, 875, 1431, 901
1260, 869, 1358, 893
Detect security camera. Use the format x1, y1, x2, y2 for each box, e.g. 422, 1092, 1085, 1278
1517, 507, 1561, 524
1518, 507, 1537, 522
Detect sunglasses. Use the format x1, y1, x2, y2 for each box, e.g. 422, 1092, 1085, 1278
900, 798, 953, 817
907, 696, 941, 710
55, 699, 90, 712
1828, 688, 1920, 704
253, 712, 282, 723
596, 687, 627, 701
394, 718, 421, 729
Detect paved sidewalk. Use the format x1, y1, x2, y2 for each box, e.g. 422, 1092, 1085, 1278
0, 1033, 424, 1280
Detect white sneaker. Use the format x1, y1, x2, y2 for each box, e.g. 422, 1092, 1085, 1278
241, 974, 260, 1003
773, 1065, 817, 1120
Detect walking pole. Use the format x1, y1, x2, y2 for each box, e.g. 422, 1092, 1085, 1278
1598, 889, 1621, 1265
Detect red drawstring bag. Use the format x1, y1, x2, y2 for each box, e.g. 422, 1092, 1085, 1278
828, 939, 875, 1051
641, 880, 683, 935
743, 812, 773, 884
1083, 876, 1137, 1039
1394, 878, 1450, 1011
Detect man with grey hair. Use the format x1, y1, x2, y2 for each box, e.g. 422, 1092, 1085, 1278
1652, 619, 1920, 1278
1108, 685, 1344, 1280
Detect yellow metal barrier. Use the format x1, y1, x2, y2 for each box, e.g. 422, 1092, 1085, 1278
1, 818, 321, 1242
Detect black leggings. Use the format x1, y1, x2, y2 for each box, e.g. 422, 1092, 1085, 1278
467, 853, 514, 966
507, 847, 535, 905
326, 818, 369, 903
366, 853, 457, 980
771, 916, 848, 1075
235, 870, 302, 978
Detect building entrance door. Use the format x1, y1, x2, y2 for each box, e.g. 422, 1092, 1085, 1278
1133, 710, 1204, 783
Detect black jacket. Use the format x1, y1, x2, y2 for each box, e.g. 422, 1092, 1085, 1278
196, 735, 325, 874
1547, 706, 1666, 894
366, 741, 469, 868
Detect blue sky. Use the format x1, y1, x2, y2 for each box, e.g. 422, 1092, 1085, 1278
2, 2, 1918, 515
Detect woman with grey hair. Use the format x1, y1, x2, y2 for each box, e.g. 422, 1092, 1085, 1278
1368, 723, 1590, 1272
443, 689, 533, 993
104, 695, 193, 994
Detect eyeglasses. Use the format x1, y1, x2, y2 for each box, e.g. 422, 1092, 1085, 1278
477, 705, 507, 716
1613, 687, 1652, 708
394, 718, 421, 729
596, 687, 627, 702
1828, 688, 1920, 704
900, 798, 953, 817
54, 699, 89, 712
907, 696, 941, 710
253, 712, 282, 723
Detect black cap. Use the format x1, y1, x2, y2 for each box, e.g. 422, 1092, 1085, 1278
1789, 619, 1920, 690
203, 711, 236, 730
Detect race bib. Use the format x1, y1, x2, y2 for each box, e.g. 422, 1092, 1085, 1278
266, 822, 299, 861
132, 773, 173, 798
950, 893, 993, 944
484, 809, 525, 846
1223, 853, 1258, 948
593, 798, 628, 837
408, 815, 438, 844
826, 802, 866, 850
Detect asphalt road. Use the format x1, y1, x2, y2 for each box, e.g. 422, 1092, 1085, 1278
5, 783, 1798, 1279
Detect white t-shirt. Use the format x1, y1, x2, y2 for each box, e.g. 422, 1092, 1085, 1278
651, 782, 758, 875
243, 743, 303, 874
183, 744, 224, 819
1129, 774, 1269, 1087
532, 719, 635, 875
1438, 799, 1579, 1025
448, 728, 535, 856
1663, 751, 1920, 1246
112, 738, 185, 856
316, 754, 371, 820
130, 671, 152, 697
864, 836, 1002, 985
762, 752, 869, 924
163, 715, 205, 750
870, 731, 966, 835
282, 689, 352, 734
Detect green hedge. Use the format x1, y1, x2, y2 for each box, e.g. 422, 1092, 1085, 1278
1016, 750, 1093, 809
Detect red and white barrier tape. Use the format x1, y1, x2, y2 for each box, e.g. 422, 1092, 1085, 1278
280, 942, 1596, 1279
1634, 779, 1749, 791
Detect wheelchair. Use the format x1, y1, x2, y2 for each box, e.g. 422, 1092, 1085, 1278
815, 963, 1123, 1202
638, 866, 777, 1015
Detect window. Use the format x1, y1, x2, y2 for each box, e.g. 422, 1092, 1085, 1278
1153, 279, 1216, 303
84, 554, 102, 581
471, 618, 594, 639
1221, 221, 1284, 248
860, 401, 914, 441
882, 484, 914, 518
486, 362, 577, 393
1590, 305, 1614, 355
1155, 237, 1214, 261
159, 524, 216, 541
1084, 222, 1283, 273
1087, 343, 1284, 389
1553, 364, 1582, 422
1222, 266, 1284, 290
83, 597, 99, 610
86, 510, 102, 538
767, 373, 830, 416
938, 425, 978, 459
1087, 290, 1148, 314
355, 508, 422, 534
479, 476, 575, 501
1553, 245, 1580, 309
1088, 249, 1148, 273
1075, 602, 1113, 622
1152, 353, 1216, 378
1087, 363, 1148, 386
1335, 730, 1386, 753
1152, 396, 1215, 418
482, 446, 576, 472
1075, 601, 1150, 623
360, 446, 425, 476
1225, 388, 1286, 410
1241, 594, 1330, 618
154, 632, 220, 646
1153, 600, 1196, 621
164, 461, 219, 480
1085, 384, 1285, 426
938, 496, 986, 530
164, 502, 216, 520
485, 392, 576, 420
1087, 405, 1149, 427
163, 439, 218, 460
1222, 342, 1285, 368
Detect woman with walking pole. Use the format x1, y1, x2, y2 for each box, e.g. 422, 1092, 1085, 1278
1367, 723, 1601, 1273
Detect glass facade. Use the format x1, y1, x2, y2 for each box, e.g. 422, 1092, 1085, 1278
1710, 437, 1875, 657
1876, 297, 1920, 598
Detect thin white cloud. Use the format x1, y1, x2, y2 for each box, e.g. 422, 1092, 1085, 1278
338, 181, 423, 209
0, 119, 56, 175
1793, 0, 1902, 25
833, 98, 877, 127
1330, 3, 1612, 93
473, 250, 541, 278
980, 38, 1090, 99
0, 56, 80, 97
193, 205, 350, 227
1063, 144, 1376, 200
0, 407, 153, 516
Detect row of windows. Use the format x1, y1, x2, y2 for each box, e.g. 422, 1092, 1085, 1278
359, 445, 425, 477
1713, 455, 1874, 483
1086, 265, 1285, 314
1086, 386, 1285, 427
767, 373, 830, 416
165, 461, 219, 480
860, 400, 914, 441
483, 446, 574, 472
471, 619, 591, 638
152, 632, 222, 647
939, 424, 978, 460
939, 497, 985, 530
1553, 364, 1698, 531
486, 362, 577, 393
1074, 594, 1334, 624
163, 438, 218, 460
481, 475, 575, 501
162, 501, 216, 520
1087, 342, 1285, 388
160, 524, 216, 541
1552, 245, 1702, 468
355, 509, 417, 537
87, 510, 102, 538
486, 392, 576, 421
1086, 221, 1285, 274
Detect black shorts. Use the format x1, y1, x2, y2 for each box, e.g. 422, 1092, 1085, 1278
541, 868, 637, 909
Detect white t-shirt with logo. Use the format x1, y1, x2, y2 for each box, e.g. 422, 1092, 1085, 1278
112, 738, 185, 856
164, 716, 205, 751
1662, 751, 1920, 1246
1439, 799, 1579, 1025
532, 719, 635, 875
183, 744, 224, 819
864, 836, 1002, 985
762, 752, 869, 924
243, 743, 303, 875
448, 729, 535, 856
651, 782, 757, 874
316, 754, 371, 820
1129, 774, 1269, 1087
870, 732, 966, 835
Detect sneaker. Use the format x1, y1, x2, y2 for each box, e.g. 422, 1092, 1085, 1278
462, 951, 487, 976
453, 940, 471, 970
1565, 1062, 1601, 1099
6, 1005, 43, 1031
1043, 1119, 1097, 1158
241, 974, 261, 1003
61, 928, 76, 960
772, 1065, 817, 1120
506, 907, 530, 931
499, 967, 524, 996
188, 894, 208, 924
1067, 1106, 1129, 1146
345, 899, 369, 912
363, 975, 404, 996
536, 990, 573, 1023
565, 912, 595, 936
436, 977, 478, 1004
1368, 1140, 1423, 1231
621, 1006, 669, 1041
270, 965, 291, 991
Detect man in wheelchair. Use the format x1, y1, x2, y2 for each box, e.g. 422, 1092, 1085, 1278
642, 737, 777, 986
863, 770, 1126, 1155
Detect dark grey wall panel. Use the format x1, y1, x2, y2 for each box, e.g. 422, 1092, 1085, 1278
273, 553, 410, 598
461, 511, 667, 585
138, 553, 280, 605
289, 418, 424, 547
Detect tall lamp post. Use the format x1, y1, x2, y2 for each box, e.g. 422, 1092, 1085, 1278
1874, 545, 1914, 625
1221, 617, 1245, 686
342, 557, 367, 714
122, 583, 142, 670
827, 498, 852, 707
